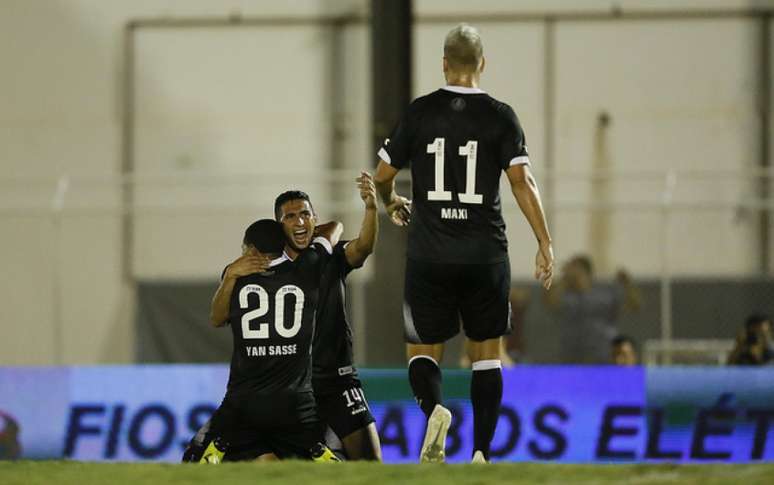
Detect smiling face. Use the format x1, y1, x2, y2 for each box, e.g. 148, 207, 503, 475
277, 198, 316, 257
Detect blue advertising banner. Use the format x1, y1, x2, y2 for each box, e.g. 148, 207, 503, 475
0, 365, 771, 463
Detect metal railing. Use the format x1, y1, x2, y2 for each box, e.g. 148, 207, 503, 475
1, 168, 771, 364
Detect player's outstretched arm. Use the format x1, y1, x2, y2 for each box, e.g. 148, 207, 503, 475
209, 250, 270, 327
374, 160, 411, 226
506, 164, 554, 289
345, 171, 378, 268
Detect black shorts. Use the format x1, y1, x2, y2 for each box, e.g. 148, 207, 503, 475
223, 423, 320, 461
184, 411, 311, 463
314, 377, 375, 441
202, 390, 322, 461
403, 258, 511, 344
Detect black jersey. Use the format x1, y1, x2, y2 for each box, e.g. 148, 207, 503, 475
225, 240, 332, 397
312, 241, 357, 388
378, 86, 530, 264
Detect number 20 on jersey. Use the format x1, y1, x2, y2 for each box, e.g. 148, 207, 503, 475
238, 284, 304, 339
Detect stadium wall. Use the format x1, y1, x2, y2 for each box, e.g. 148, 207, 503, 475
0, 365, 772, 463
0, 0, 770, 366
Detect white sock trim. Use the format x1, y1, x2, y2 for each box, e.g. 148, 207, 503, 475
408, 355, 439, 368
472, 359, 501, 371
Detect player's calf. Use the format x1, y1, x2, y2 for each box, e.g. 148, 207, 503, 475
470, 359, 503, 461
407, 354, 443, 419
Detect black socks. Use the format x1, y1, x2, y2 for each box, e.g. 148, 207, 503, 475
408, 356, 443, 419
471, 360, 503, 460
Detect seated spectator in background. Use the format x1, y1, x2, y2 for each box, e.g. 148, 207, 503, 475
0, 411, 21, 460
727, 314, 773, 366
545, 254, 641, 365
611, 335, 638, 366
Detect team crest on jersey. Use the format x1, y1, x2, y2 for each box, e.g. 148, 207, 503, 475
451, 97, 466, 111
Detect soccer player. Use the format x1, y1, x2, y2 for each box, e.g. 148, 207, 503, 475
197, 218, 339, 462
186, 173, 381, 461
305, 173, 382, 461
373, 24, 554, 464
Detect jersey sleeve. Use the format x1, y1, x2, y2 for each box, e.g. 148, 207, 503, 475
296, 236, 334, 281
335, 240, 357, 276
377, 106, 414, 170
499, 105, 530, 170
220, 265, 232, 326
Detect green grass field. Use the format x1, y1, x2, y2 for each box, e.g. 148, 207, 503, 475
2, 461, 774, 485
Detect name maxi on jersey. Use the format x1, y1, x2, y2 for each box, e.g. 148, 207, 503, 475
441, 207, 468, 220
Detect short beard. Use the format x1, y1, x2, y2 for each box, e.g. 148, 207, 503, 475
286, 238, 310, 253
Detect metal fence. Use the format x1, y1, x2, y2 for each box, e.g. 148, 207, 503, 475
1, 168, 771, 365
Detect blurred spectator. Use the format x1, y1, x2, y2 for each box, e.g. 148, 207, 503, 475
0, 411, 21, 460
611, 335, 638, 366
546, 254, 641, 364
727, 314, 773, 366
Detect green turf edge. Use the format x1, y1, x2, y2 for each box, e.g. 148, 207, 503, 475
2, 461, 774, 485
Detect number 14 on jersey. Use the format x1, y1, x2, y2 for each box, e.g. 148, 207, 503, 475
427, 137, 483, 205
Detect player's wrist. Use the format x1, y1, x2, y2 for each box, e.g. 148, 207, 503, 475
383, 191, 398, 206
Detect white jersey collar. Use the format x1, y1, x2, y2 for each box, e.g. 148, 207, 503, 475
442, 85, 486, 95
269, 252, 291, 267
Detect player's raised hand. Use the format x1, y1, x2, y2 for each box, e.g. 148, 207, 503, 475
385, 196, 411, 227
357, 171, 377, 210
226, 250, 271, 278
535, 243, 554, 290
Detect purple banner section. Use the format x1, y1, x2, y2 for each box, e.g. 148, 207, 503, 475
0, 365, 772, 463
0, 366, 228, 462
373, 366, 645, 463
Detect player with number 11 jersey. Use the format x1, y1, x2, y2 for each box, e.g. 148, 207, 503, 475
377, 86, 529, 264
373, 24, 554, 464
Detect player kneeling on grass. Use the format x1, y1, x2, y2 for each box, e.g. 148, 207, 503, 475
297, 174, 381, 461
184, 218, 340, 463
184, 173, 381, 462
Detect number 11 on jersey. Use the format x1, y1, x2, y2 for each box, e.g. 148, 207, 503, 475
426, 137, 483, 204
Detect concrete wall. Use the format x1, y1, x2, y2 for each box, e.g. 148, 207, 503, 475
1, 0, 771, 365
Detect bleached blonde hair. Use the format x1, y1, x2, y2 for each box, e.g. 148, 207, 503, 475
444, 23, 483, 72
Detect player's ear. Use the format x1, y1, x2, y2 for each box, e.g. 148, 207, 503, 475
442, 56, 449, 74
479, 56, 486, 74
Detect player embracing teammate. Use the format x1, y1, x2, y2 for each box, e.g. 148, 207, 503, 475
373, 24, 554, 463
183, 172, 380, 462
